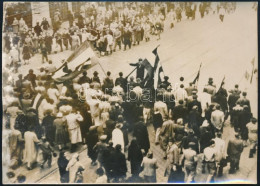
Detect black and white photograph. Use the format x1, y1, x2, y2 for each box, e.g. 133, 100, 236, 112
2, 1, 258, 184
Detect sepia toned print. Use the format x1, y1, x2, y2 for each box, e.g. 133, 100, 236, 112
2, 1, 258, 184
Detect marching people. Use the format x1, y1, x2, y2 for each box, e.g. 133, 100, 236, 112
227, 133, 244, 174
141, 150, 158, 183
2, 2, 256, 184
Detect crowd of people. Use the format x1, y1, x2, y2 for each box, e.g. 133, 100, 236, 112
2, 1, 257, 184
3, 2, 235, 74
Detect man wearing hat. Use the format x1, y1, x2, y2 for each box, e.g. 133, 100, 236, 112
203, 77, 216, 95
228, 84, 241, 123
115, 72, 127, 92
112, 123, 125, 153
187, 94, 202, 115
164, 138, 181, 177
91, 71, 101, 84
94, 135, 108, 167
181, 142, 198, 183
102, 71, 114, 95
246, 117, 258, 158
141, 150, 158, 183
227, 133, 244, 174
86, 126, 99, 166
78, 71, 91, 85
202, 140, 217, 183
130, 58, 145, 81
211, 104, 225, 134
159, 76, 171, 90
122, 27, 132, 50
236, 91, 251, 113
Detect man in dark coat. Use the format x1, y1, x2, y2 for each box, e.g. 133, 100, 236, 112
128, 139, 143, 177
34, 22, 42, 36
93, 135, 108, 168
102, 71, 114, 95
188, 105, 202, 138
115, 72, 127, 92
122, 100, 138, 132
14, 110, 27, 138
41, 109, 56, 146
239, 105, 252, 143
25, 108, 42, 139
86, 126, 99, 166
182, 129, 199, 154
187, 95, 202, 115
213, 84, 228, 114
172, 100, 188, 123
228, 84, 241, 123
45, 32, 53, 54
122, 28, 132, 50
105, 119, 116, 141
130, 58, 145, 81
78, 71, 91, 85
133, 118, 150, 154
111, 144, 127, 182
227, 133, 244, 174
24, 69, 37, 88
236, 92, 251, 113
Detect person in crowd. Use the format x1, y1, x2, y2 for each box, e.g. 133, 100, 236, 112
127, 139, 143, 178
153, 108, 163, 144
211, 104, 225, 134
54, 112, 69, 150
24, 126, 40, 170
58, 151, 70, 183
65, 109, 83, 152
38, 136, 55, 169
227, 133, 244, 174
110, 144, 127, 182
213, 132, 226, 177
141, 150, 158, 183
66, 153, 85, 183
94, 135, 108, 168
41, 109, 56, 146
181, 142, 198, 183
133, 116, 150, 155
95, 167, 108, 183
201, 140, 217, 183
247, 117, 258, 158
164, 138, 181, 178
78, 71, 91, 85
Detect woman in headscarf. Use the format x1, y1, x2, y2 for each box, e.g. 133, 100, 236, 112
127, 139, 143, 177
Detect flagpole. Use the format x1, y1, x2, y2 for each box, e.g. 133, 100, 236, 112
195, 62, 202, 88
125, 66, 138, 79
97, 60, 107, 77
250, 58, 255, 84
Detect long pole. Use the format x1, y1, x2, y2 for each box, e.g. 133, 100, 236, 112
125, 66, 138, 79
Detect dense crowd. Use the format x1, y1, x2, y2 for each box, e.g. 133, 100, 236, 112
3, 2, 236, 74
2, 1, 257, 184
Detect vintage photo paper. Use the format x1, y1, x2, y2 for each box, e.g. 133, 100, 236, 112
2, 1, 258, 184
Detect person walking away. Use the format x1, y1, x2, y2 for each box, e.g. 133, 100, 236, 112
247, 117, 258, 158
227, 133, 244, 174
38, 136, 55, 168
202, 140, 217, 183
141, 150, 158, 183
57, 151, 69, 183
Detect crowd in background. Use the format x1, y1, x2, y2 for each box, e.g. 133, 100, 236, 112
2, 1, 257, 184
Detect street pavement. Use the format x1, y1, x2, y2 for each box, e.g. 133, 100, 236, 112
4, 2, 257, 184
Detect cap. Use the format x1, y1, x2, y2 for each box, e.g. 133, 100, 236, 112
116, 123, 123, 129
56, 112, 63, 118
164, 76, 169, 80
100, 135, 107, 141
242, 92, 247, 96
139, 58, 142, 61
94, 71, 98, 75
208, 77, 213, 82
89, 125, 97, 131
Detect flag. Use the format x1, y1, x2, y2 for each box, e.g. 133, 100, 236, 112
52, 40, 97, 83
192, 63, 202, 84
250, 57, 256, 84
245, 70, 250, 80
152, 45, 164, 88
141, 58, 154, 88
217, 76, 225, 94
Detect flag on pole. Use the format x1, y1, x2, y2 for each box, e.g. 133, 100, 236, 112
141, 58, 154, 88
152, 45, 164, 88
250, 57, 256, 84
217, 76, 225, 94
245, 70, 250, 80
192, 62, 202, 84
52, 40, 98, 83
